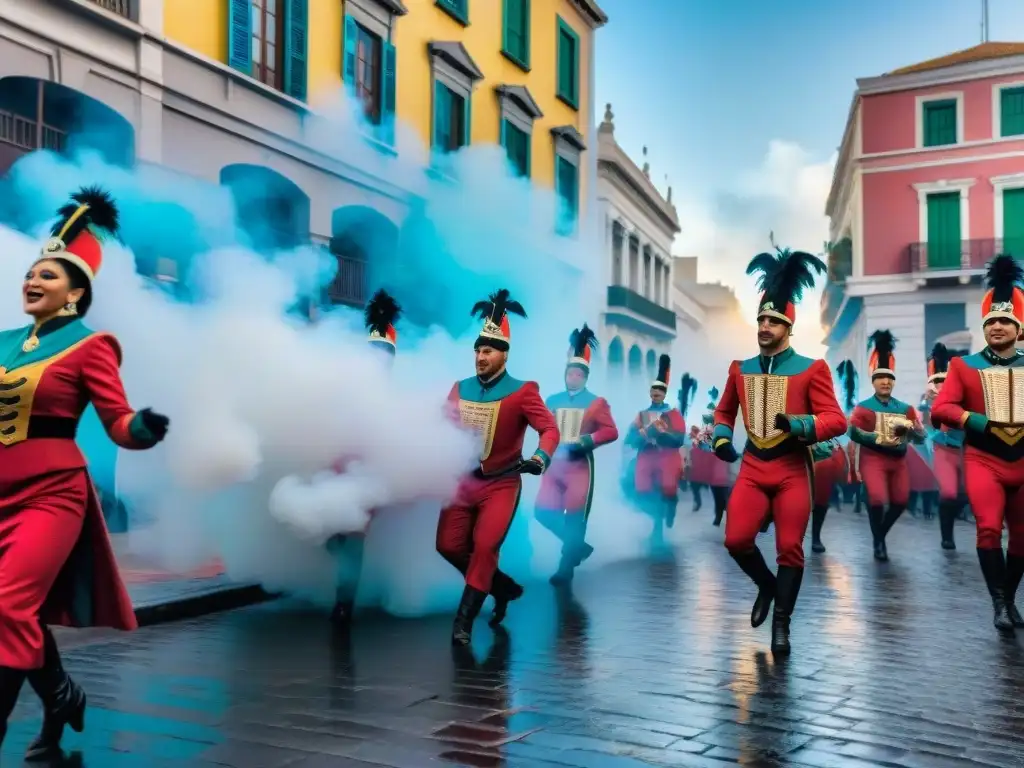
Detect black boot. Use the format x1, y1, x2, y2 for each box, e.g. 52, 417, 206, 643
811, 504, 828, 553
770, 566, 804, 657
711, 486, 726, 527
730, 548, 776, 627
489, 573, 524, 626
977, 548, 1015, 632
330, 595, 355, 626
1005, 554, 1024, 628
938, 501, 957, 550
25, 627, 85, 761
868, 505, 888, 561
452, 586, 487, 646
0, 665, 27, 749
882, 503, 906, 539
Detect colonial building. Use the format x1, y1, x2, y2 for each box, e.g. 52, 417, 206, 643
595, 104, 681, 398
823, 42, 1024, 402
0, 0, 606, 304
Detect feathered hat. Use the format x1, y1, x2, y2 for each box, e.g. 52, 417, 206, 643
567, 323, 598, 372
677, 373, 698, 417
365, 289, 401, 354
981, 254, 1024, 328
37, 186, 120, 281
837, 359, 857, 413
868, 330, 897, 380
927, 342, 952, 383
746, 232, 826, 328
652, 354, 671, 391
702, 385, 719, 424
472, 288, 526, 351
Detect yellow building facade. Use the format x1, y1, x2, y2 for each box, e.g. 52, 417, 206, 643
163, 0, 607, 224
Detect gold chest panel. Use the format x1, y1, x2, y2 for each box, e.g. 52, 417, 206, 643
556, 407, 585, 444
740, 374, 789, 449
458, 399, 501, 460
979, 367, 1024, 444
874, 412, 913, 446
0, 360, 51, 446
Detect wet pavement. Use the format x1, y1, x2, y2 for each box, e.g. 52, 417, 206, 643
6, 508, 1024, 768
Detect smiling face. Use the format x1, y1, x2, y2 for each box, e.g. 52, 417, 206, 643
756, 316, 789, 353
23, 259, 83, 319
984, 317, 1019, 352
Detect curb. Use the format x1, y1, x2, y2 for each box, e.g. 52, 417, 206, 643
134, 583, 279, 627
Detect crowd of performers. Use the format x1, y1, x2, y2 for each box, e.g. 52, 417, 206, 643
3, 187, 1024, 758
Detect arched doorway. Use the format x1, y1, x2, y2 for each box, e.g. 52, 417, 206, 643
220, 165, 310, 253
607, 336, 624, 379
329, 205, 399, 308
646, 348, 657, 380
628, 344, 642, 376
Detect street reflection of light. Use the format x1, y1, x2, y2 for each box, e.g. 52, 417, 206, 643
819, 559, 862, 643
729, 646, 759, 725
690, 560, 722, 656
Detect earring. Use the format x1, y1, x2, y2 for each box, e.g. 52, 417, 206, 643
58, 301, 78, 317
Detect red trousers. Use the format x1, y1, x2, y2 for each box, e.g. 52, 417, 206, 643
535, 454, 594, 515
963, 447, 1024, 553
933, 444, 963, 502
812, 451, 845, 507
859, 450, 909, 507
436, 474, 522, 593
634, 449, 683, 497
724, 452, 812, 568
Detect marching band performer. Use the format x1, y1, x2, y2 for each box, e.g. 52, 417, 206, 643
694, 387, 730, 527
931, 256, 1024, 633
849, 331, 925, 562
920, 343, 965, 550
809, 358, 855, 554
0, 187, 170, 758
535, 324, 619, 584
438, 289, 559, 645
712, 241, 846, 656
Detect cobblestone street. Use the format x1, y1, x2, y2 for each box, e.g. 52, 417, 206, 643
5, 509, 1024, 768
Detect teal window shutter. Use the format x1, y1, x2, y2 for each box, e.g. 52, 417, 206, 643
433, 81, 450, 151
380, 41, 397, 144
342, 15, 358, 86
502, 0, 530, 69
284, 0, 309, 101
555, 156, 578, 233
227, 0, 252, 74
502, 120, 530, 177
556, 16, 579, 109
1001, 87, 1024, 137
462, 91, 471, 147
923, 100, 956, 146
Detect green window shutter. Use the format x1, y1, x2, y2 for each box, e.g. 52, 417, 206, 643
227, 0, 252, 74
556, 17, 579, 109
283, 0, 309, 101
380, 41, 397, 144
926, 192, 962, 269
923, 100, 957, 147
502, 0, 530, 68
436, 0, 469, 24
342, 15, 358, 86
462, 91, 472, 147
1004, 188, 1024, 258
433, 81, 450, 151
555, 156, 578, 234
1001, 87, 1024, 137
501, 120, 530, 177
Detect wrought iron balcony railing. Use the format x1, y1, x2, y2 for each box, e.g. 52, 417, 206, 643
902, 239, 1019, 274
326, 254, 367, 307
0, 110, 66, 152
89, 0, 133, 18
607, 285, 676, 330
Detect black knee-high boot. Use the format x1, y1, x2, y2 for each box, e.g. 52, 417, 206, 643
771, 566, 804, 657
0, 666, 26, 748
868, 505, 887, 560
452, 585, 487, 646
938, 501, 957, 550
881, 503, 906, 538
711, 486, 726, 526
811, 505, 828, 553
25, 626, 85, 761
1005, 553, 1024, 628
977, 548, 1015, 632
730, 547, 776, 628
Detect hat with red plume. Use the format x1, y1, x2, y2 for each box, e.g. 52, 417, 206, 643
567, 323, 597, 372
868, 330, 897, 380
837, 359, 857, 413
981, 254, 1024, 328
927, 342, 955, 383
472, 288, 526, 352
652, 354, 671, 391
37, 186, 120, 281
365, 288, 401, 354
746, 232, 826, 327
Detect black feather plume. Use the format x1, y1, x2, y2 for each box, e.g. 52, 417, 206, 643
50, 185, 120, 246
746, 238, 826, 310
568, 323, 598, 358
706, 385, 720, 410
837, 359, 857, 412
471, 288, 527, 322
869, 329, 896, 371
930, 342, 950, 375
677, 374, 698, 415
985, 254, 1024, 303
655, 354, 671, 386
364, 289, 401, 337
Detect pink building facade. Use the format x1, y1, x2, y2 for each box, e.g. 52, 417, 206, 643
823, 43, 1024, 403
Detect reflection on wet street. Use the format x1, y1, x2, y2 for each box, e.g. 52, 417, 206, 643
5, 511, 1024, 767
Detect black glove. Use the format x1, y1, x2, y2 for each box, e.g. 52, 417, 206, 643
714, 440, 739, 464
774, 414, 791, 433
519, 458, 544, 476
139, 408, 169, 442
892, 423, 909, 437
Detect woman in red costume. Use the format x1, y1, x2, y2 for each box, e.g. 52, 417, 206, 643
0, 187, 169, 760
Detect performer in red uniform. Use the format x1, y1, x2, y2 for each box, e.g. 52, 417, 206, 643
712, 241, 846, 656
919, 343, 966, 550
625, 355, 686, 541
932, 256, 1024, 632
438, 289, 559, 645
535, 324, 618, 584
328, 289, 401, 625
0, 187, 170, 758
809, 360, 855, 553
691, 387, 731, 526
848, 331, 926, 561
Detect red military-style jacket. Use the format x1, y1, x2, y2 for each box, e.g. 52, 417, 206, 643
545, 388, 618, 460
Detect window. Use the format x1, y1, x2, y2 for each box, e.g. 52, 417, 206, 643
923, 99, 957, 147
343, 14, 397, 144
555, 156, 579, 235
428, 42, 482, 158
502, 120, 530, 177
1004, 187, 1024, 257
436, 0, 468, 24
251, 0, 284, 89
502, 0, 530, 69
1001, 86, 1024, 137
556, 16, 579, 109
354, 23, 382, 123
434, 82, 467, 153
926, 192, 962, 269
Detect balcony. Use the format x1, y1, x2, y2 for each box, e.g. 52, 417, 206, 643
89, 0, 133, 18
326, 254, 367, 307
902, 239, 1008, 276
606, 285, 676, 340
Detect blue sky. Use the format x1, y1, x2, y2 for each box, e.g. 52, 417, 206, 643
594, 0, 1024, 307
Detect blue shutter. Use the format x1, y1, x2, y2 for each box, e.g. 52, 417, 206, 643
284, 0, 309, 101
432, 80, 448, 151
462, 91, 472, 147
380, 41, 397, 144
343, 15, 358, 87
227, 0, 252, 74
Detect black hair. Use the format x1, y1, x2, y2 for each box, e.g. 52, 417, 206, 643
56, 258, 93, 317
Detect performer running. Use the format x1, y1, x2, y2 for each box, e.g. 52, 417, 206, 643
692, 387, 730, 526
438, 289, 559, 645
0, 187, 170, 758
712, 240, 846, 656
535, 324, 618, 584
849, 331, 925, 561
686, 424, 706, 512
922, 343, 965, 550
625, 355, 686, 543
328, 289, 401, 625
809, 359, 855, 553
931, 256, 1024, 632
